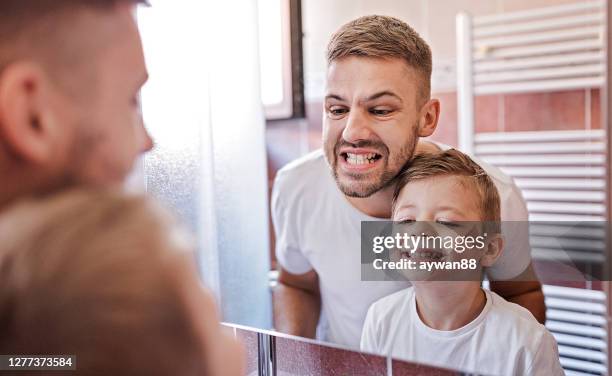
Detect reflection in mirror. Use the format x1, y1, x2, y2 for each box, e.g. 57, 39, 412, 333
137, 0, 610, 374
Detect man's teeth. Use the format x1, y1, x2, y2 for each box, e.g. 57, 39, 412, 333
346, 153, 378, 165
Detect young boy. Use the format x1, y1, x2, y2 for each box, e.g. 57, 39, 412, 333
360, 150, 563, 375
0, 190, 244, 376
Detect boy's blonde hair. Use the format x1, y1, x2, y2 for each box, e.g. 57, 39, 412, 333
0, 190, 208, 375
327, 15, 432, 104
393, 149, 501, 224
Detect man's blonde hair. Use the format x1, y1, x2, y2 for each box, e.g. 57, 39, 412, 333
327, 15, 433, 103
393, 149, 501, 224
0, 190, 209, 376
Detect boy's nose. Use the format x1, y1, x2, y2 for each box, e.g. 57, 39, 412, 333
409, 221, 438, 237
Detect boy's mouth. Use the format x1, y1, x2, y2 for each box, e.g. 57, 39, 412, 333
401, 248, 445, 261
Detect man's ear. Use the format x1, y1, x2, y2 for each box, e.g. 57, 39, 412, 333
417, 98, 440, 138
0, 63, 61, 164
481, 234, 504, 268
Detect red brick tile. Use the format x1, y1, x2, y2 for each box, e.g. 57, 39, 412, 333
533, 259, 592, 289
503, 90, 585, 132
275, 337, 387, 375
475, 94, 501, 133
591, 88, 602, 129
392, 358, 462, 376
432, 91, 458, 147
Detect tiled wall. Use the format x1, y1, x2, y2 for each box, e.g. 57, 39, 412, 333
276, 336, 388, 375
229, 325, 462, 376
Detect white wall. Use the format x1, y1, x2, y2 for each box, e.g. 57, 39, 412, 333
302, 0, 582, 98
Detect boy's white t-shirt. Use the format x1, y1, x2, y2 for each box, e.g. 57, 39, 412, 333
272, 146, 531, 348
360, 288, 564, 376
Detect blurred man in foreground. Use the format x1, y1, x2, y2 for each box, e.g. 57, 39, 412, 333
0, 0, 153, 209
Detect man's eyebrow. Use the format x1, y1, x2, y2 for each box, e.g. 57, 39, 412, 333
365, 91, 403, 103
325, 94, 345, 101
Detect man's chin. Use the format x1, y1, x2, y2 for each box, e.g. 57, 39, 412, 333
336, 179, 384, 198
333, 167, 397, 198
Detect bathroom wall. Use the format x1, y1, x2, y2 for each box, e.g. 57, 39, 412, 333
266, 0, 602, 267
230, 324, 463, 376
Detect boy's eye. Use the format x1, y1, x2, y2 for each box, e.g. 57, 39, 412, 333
436, 220, 460, 228
395, 219, 415, 225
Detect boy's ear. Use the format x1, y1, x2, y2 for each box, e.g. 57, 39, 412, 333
417, 98, 440, 138
480, 234, 504, 268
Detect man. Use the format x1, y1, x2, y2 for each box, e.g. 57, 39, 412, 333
272, 15, 545, 348
0, 3, 245, 373
0, 0, 153, 209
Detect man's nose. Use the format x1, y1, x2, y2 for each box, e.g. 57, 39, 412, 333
140, 123, 154, 153
341, 109, 373, 144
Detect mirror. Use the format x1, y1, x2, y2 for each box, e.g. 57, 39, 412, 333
138, 0, 611, 374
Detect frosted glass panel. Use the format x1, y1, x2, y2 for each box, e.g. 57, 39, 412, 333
138, 0, 272, 329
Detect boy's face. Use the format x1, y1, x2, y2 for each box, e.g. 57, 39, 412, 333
393, 175, 482, 222
390, 175, 490, 281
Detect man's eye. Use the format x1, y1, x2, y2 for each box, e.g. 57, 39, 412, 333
328, 107, 348, 117
370, 108, 392, 116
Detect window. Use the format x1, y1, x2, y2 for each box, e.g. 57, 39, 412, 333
258, 0, 304, 120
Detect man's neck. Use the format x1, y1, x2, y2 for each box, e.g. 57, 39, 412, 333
413, 281, 486, 331
0, 164, 71, 212
345, 185, 394, 218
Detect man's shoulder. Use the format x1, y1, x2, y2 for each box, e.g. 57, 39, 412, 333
274, 149, 329, 188
430, 141, 515, 186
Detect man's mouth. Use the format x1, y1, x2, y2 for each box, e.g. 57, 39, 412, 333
343, 152, 381, 165
338, 151, 383, 171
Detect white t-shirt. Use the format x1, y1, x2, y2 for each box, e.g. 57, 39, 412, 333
272, 146, 531, 348
361, 288, 564, 375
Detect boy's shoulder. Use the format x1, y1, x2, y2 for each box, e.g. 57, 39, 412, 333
367, 287, 415, 323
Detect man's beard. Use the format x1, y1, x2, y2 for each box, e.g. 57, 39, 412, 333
325, 128, 419, 198
56, 125, 103, 190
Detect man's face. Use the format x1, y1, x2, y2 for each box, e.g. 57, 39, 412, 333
53, 5, 152, 187
323, 56, 423, 198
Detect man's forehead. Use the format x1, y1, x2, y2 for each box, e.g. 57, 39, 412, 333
325, 56, 417, 100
